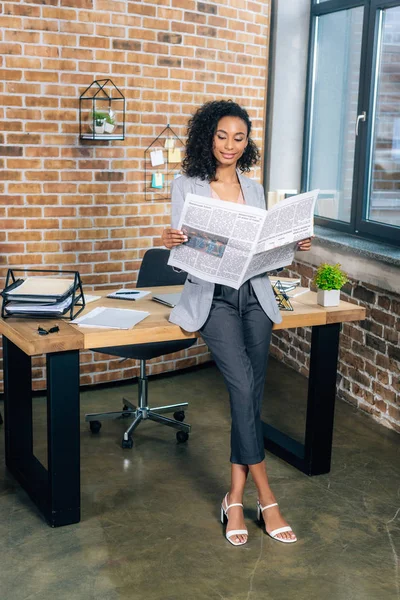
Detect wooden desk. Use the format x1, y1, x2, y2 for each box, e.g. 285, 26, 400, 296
0, 286, 365, 527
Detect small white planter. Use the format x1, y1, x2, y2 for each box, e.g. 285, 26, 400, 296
317, 288, 341, 307
104, 121, 115, 134
94, 122, 105, 134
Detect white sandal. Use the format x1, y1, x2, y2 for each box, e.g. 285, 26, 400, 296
257, 500, 297, 543
220, 493, 248, 546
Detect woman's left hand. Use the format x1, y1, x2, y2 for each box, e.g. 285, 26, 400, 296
297, 237, 312, 251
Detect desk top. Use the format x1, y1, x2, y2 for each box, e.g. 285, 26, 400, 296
0, 285, 366, 356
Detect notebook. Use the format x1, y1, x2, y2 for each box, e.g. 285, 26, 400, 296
151, 292, 182, 308
107, 289, 150, 301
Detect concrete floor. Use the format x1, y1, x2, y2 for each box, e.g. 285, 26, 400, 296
0, 358, 399, 600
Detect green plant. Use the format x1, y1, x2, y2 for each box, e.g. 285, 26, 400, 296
90, 111, 115, 124
313, 263, 348, 290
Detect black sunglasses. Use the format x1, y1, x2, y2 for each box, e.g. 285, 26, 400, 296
37, 325, 59, 336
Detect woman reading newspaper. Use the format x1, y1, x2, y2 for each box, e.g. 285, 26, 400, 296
161, 100, 311, 546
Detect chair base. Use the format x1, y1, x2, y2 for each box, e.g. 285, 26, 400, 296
85, 359, 192, 448
85, 398, 191, 447
86, 398, 191, 435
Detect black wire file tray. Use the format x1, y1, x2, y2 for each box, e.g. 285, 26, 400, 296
1, 269, 85, 320
272, 280, 294, 311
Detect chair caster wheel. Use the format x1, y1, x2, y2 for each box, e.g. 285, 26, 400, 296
122, 405, 131, 418
121, 437, 133, 449
176, 431, 189, 444
89, 420, 101, 434
174, 410, 185, 422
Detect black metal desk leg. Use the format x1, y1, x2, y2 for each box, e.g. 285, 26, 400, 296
263, 322, 341, 476
47, 350, 81, 526
3, 336, 80, 527
3, 337, 33, 468
304, 323, 340, 475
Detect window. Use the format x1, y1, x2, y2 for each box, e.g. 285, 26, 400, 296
303, 0, 400, 245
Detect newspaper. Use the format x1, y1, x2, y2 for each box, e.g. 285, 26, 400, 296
168, 189, 319, 290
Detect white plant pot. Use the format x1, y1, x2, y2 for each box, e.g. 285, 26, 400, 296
103, 122, 115, 134
317, 288, 341, 307
94, 123, 105, 134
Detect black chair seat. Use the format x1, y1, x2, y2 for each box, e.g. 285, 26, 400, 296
94, 339, 195, 361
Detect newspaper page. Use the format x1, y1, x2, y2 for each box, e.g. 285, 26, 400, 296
168, 193, 266, 288
245, 189, 319, 281
168, 190, 318, 289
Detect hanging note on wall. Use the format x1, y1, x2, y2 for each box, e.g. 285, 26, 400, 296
164, 137, 175, 149
168, 147, 181, 163
151, 172, 164, 189
150, 149, 164, 167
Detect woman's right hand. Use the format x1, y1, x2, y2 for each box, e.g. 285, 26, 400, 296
162, 228, 188, 249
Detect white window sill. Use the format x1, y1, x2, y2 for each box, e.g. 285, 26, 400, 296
295, 226, 400, 294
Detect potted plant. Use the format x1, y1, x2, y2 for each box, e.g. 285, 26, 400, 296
88, 110, 116, 135
88, 110, 106, 134
313, 263, 348, 307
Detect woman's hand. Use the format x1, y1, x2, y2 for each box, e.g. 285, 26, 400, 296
162, 228, 188, 249
297, 237, 312, 251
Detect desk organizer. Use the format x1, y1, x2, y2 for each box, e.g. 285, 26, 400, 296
272, 280, 294, 311
1, 269, 85, 320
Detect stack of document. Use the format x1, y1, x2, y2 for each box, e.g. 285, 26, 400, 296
2, 277, 78, 316
5, 295, 74, 314
4, 277, 74, 302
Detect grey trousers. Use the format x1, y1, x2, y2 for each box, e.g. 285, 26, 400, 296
200, 281, 273, 465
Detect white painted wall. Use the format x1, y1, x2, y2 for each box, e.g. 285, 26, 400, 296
265, 0, 311, 194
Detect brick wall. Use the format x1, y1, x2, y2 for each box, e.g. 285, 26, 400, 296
0, 0, 271, 391
270, 259, 400, 433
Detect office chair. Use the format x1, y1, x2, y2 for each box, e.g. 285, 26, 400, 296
85, 248, 196, 449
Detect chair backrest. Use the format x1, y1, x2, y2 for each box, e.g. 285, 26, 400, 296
137, 248, 187, 288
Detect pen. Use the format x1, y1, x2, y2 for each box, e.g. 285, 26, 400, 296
115, 291, 140, 295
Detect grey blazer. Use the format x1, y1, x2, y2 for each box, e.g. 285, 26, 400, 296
168, 172, 282, 332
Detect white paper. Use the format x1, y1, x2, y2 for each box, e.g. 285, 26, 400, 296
150, 149, 164, 167
85, 295, 101, 304
269, 278, 301, 289
5, 294, 74, 314
168, 190, 319, 289
286, 287, 309, 298
106, 289, 150, 301
72, 306, 150, 329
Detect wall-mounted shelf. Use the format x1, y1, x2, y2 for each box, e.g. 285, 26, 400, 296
80, 133, 123, 141
79, 79, 125, 142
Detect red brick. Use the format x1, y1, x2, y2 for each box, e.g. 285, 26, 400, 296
26, 219, 59, 229
0, 243, 25, 254
9, 231, 41, 242
0, 69, 22, 81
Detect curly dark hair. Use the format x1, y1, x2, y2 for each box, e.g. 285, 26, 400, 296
182, 100, 260, 181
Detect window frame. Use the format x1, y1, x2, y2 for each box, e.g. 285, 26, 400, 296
302, 0, 400, 246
